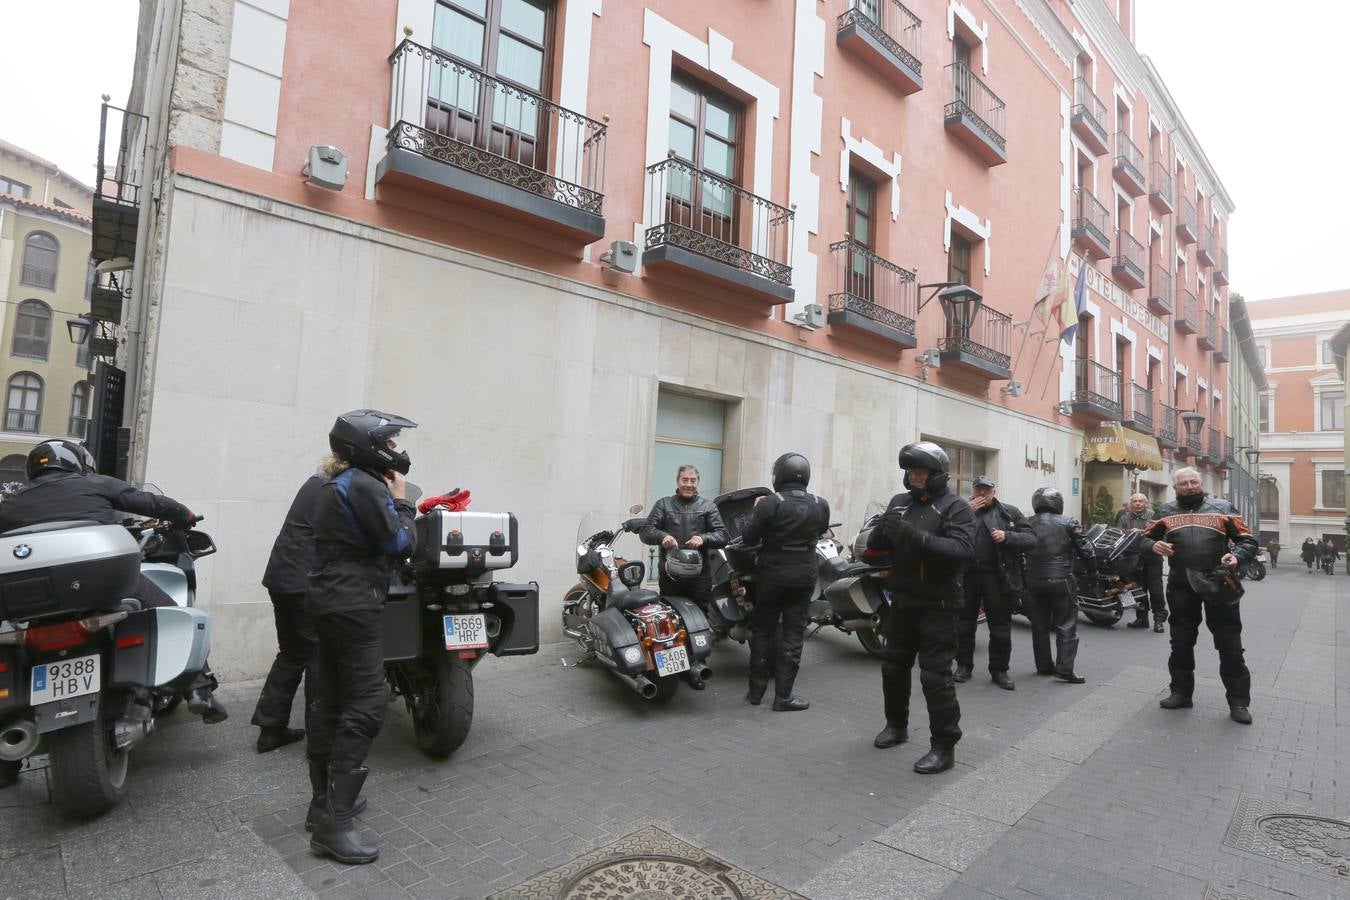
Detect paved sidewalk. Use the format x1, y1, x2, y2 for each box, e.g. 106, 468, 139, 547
1, 568, 1346, 899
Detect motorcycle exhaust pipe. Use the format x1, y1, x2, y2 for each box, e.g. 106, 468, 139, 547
613, 670, 658, 700
691, 662, 713, 682
0, 720, 39, 762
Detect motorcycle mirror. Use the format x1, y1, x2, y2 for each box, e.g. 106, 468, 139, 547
629, 503, 644, 514
405, 482, 424, 504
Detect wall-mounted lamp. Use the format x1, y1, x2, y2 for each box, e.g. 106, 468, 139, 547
1180, 410, 1206, 441
66, 315, 91, 346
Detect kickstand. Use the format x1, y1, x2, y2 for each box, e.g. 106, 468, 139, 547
560, 651, 596, 668
805, 622, 826, 640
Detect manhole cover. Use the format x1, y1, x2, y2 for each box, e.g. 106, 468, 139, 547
1222, 795, 1350, 878
489, 826, 805, 900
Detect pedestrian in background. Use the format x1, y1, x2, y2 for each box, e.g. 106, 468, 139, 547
1265, 537, 1279, 569
1302, 538, 1316, 572
1323, 539, 1340, 575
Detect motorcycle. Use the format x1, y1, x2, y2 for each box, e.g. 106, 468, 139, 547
0, 515, 216, 818
383, 492, 539, 759
561, 506, 714, 703
1074, 525, 1147, 627
1241, 550, 1267, 582
821, 500, 897, 658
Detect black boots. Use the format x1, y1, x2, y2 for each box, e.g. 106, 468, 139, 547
1152, 621, 1166, 633
1126, 617, 1149, 629
913, 746, 955, 774
257, 726, 305, 754
307, 760, 373, 858
746, 684, 765, 706
1229, 705, 1253, 725
1053, 672, 1086, 684
953, 665, 973, 683
873, 723, 908, 748
1159, 693, 1193, 710
772, 696, 810, 712
991, 672, 1015, 691
187, 688, 229, 724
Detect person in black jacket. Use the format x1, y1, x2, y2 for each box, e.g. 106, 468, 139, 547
305, 410, 418, 865
251, 473, 325, 754
1115, 493, 1167, 632
739, 453, 830, 712
1143, 467, 1259, 724
1023, 488, 1095, 683
867, 442, 977, 774
956, 476, 1036, 689
0, 440, 227, 723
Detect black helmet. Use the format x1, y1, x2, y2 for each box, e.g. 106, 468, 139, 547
898, 441, 949, 492
27, 440, 96, 480
329, 409, 418, 475
772, 452, 810, 491
1032, 487, 1064, 514
1186, 566, 1245, 605
664, 548, 703, 579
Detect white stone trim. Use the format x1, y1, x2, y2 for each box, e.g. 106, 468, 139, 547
219, 0, 290, 171
1313, 460, 1347, 512
840, 118, 902, 222
1059, 92, 1071, 259
787, 0, 825, 321
947, 1, 990, 74
943, 191, 991, 275
1312, 378, 1346, 432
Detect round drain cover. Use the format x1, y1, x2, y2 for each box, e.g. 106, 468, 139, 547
1255, 814, 1350, 876
561, 855, 743, 899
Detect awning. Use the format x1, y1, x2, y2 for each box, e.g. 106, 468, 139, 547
1080, 425, 1164, 470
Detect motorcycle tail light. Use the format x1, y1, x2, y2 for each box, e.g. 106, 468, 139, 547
656, 617, 675, 640
24, 621, 91, 653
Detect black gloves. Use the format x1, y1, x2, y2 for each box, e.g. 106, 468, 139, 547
881, 508, 919, 545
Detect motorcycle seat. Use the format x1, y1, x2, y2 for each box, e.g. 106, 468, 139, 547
614, 588, 660, 610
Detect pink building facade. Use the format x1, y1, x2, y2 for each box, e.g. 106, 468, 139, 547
104, 0, 1236, 675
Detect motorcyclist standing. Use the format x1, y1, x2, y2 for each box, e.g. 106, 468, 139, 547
1023, 488, 1094, 683
867, 442, 976, 775
305, 410, 418, 865
738, 453, 830, 712
0, 440, 228, 722
1143, 466, 1258, 724
1115, 493, 1167, 632
251, 472, 325, 754
640, 466, 727, 685
955, 476, 1036, 689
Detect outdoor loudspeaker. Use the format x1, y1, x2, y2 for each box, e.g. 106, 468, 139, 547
600, 240, 638, 273
303, 145, 348, 190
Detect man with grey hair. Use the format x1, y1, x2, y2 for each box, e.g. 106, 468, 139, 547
1115, 492, 1167, 632
1143, 467, 1258, 724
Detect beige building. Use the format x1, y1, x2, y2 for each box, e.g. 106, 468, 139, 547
0, 141, 95, 483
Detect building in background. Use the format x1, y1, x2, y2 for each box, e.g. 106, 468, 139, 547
1329, 320, 1350, 569
0, 141, 94, 484
103, 0, 1238, 676
1226, 293, 1265, 533
1248, 290, 1348, 552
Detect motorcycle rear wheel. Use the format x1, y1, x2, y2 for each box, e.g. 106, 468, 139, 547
1082, 609, 1122, 627
48, 705, 129, 818
1245, 562, 1266, 582
856, 627, 892, 659
412, 654, 475, 759
651, 674, 680, 704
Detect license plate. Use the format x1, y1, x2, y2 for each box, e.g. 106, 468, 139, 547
29, 654, 100, 705
654, 644, 690, 677
443, 614, 488, 650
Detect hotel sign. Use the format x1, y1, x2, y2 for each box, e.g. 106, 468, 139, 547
1068, 254, 1167, 341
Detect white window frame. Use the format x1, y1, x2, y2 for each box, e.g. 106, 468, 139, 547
1313, 461, 1346, 511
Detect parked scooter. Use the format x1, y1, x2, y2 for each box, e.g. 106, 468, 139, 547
561, 506, 714, 703
0, 515, 215, 818
384, 490, 539, 759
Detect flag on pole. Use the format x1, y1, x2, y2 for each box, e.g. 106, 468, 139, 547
1026, 228, 1066, 331
1058, 259, 1088, 345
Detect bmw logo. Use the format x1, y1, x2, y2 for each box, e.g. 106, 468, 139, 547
13, 544, 32, 559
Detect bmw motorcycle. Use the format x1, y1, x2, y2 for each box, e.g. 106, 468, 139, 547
0, 514, 215, 818
561, 507, 714, 703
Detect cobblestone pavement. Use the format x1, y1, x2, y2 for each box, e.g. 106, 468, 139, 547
1, 568, 1346, 899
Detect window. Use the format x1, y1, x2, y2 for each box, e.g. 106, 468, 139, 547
0, 454, 27, 486
428, 0, 554, 167
20, 232, 59, 290
933, 441, 989, 499
1322, 340, 1335, 366
1258, 393, 1270, 432
1320, 391, 1345, 431
75, 334, 91, 370
0, 176, 31, 198
947, 233, 972, 286
651, 390, 728, 581
665, 75, 744, 246
1258, 479, 1279, 519
1256, 345, 1267, 368
5, 372, 44, 432
1322, 469, 1346, 510
845, 167, 877, 300
68, 382, 91, 438
12, 299, 52, 360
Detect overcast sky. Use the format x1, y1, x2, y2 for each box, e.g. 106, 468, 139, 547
0, 1, 1341, 303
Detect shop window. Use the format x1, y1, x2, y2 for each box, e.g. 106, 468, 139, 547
932, 440, 989, 499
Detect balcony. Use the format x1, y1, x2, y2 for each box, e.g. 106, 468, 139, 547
1070, 359, 1123, 420
1070, 78, 1109, 156
1175, 288, 1198, 334
837, 1, 923, 94
1214, 247, 1229, 285
1176, 196, 1198, 244
90, 270, 128, 326
1214, 325, 1230, 362
1206, 427, 1222, 465
938, 303, 1012, 379
374, 40, 607, 243
1148, 161, 1173, 214
1112, 132, 1147, 197
1123, 384, 1154, 434
1147, 264, 1173, 316
1111, 228, 1146, 290
1196, 226, 1215, 267
1157, 404, 1180, 448
1224, 434, 1236, 465
826, 240, 917, 349
1071, 187, 1111, 260
1185, 427, 1204, 458
944, 62, 1007, 166
643, 158, 794, 304
92, 101, 148, 263
1198, 310, 1217, 351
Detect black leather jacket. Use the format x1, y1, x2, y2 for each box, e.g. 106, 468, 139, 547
306, 467, 417, 614
639, 494, 728, 562
262, 473, 325, 595
867, 487, 976, 608
740, 488, 830, 583
1143, 494, 1257, 577
1024, 513, 1095, 581
971, 500, 1037, 582
0, 470, 193, 530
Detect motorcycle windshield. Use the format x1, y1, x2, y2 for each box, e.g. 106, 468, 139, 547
863, 499, 887, 522
576, 509, 647, 570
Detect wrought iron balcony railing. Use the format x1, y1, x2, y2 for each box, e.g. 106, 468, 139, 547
1071, 78, 1108, 152
1215, 325, 1230, 361
385, 39, 607, 216
1158, 404, 1179, 446
1113, 131, 1146, 194
1127, 383, 1154, 433
95, 101, 149, 210
839, 1, 923, 82
1207, 427, 1222, 462
827, 239, 917, 341
1197, 225, 1215, 266
4, 410, 39, 433
939, 302, 1012, 374
645, 157, 794, 288
1186, 428, 1204, 455
945, 61, 1006, 161
1148, 263, 1173, 315
1072, 187, 1110, 258
1113, 228, 1146, 288
1175, 287, 1198, 333
1199, 309, 1217, 350
20, 264, 56, 291
1214, 247, 1229, 285
1071, 358, 1123, 418
1177, 195, 1197, 242
1149, 160, 1173, 211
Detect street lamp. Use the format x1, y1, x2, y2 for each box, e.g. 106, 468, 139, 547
1180, 410, 1205, 443
66, 314, 91, 346
1244, 448, 1260, 465
936, 284, 983, 335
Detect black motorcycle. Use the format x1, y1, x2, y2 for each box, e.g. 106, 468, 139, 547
1074, 525, 1147, 627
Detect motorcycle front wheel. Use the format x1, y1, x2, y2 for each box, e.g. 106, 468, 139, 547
48, 703, 129, 818
411, 654, 475, 759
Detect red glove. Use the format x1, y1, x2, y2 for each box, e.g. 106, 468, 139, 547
418, 489, 472, 514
